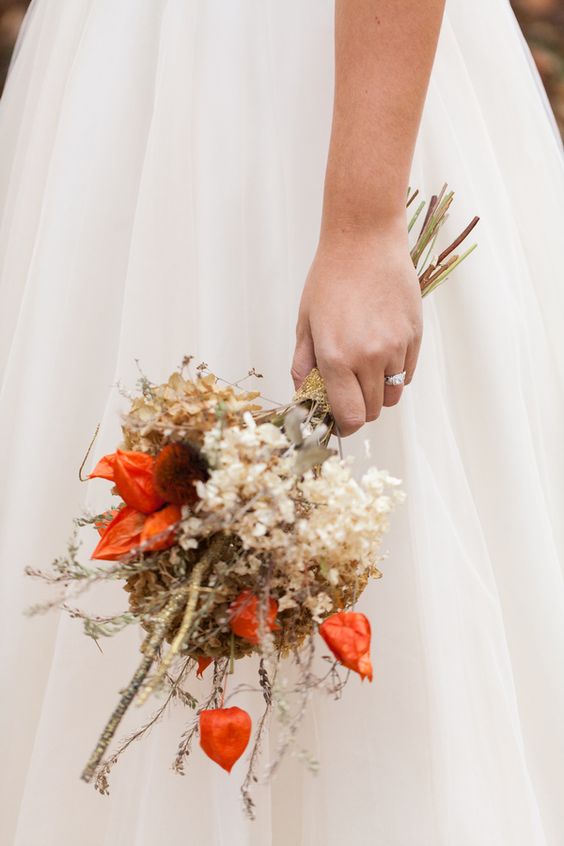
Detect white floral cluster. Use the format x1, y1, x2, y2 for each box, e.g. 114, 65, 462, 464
178, 412, 404, 625
196, 413, 296, 542
296, 457, 405, 585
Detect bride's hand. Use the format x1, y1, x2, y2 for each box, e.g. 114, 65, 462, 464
288, 0, 444, 437
291, 223, 423, 437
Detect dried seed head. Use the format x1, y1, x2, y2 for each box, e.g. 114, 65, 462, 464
153, 442, 209, 506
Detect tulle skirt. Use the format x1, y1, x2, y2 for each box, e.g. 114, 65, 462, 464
1, 1, 564, 844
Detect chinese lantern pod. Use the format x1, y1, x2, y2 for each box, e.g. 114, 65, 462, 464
140, 504, 182, 551
112, 449, 165, 514
91, 505, 146, 561
89, 452, 117, 482
319, 611, 373, 682
228, 591, 279, 644
196, 656, 213, 678
199, 707, 252, 773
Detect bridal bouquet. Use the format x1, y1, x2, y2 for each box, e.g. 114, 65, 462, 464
26, 185, 477, 817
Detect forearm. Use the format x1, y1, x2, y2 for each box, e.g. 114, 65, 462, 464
293, 1, 441, 430
321, 0, 446, 238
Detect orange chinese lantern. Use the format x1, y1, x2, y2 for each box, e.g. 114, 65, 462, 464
89, 452, 117, 482
91, 505, 146, 561
139, 504, 181, 552
228, 591, 279, 644
196, 656, 213, 678
112, 450, 165, 514
319, 611, 373, 682
199, 707, 252, 772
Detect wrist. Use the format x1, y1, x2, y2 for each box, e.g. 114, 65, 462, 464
320, 160, 409, 236
317, 210, 409, 254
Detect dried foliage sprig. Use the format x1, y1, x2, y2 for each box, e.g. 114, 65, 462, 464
408, 183, 479, 296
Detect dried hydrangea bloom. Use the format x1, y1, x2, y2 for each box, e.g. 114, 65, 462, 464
121, 372, 261, 453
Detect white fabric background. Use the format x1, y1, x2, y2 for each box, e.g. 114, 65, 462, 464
0, 1, 563, 843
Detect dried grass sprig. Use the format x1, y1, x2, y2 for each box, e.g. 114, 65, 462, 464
94, 657, 193, 795
408, 183, 479, 295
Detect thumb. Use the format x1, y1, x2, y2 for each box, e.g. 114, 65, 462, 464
291, 322, 316, 390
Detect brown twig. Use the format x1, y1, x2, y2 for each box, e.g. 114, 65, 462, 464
78, 423, 100, 481
436, 215, 480, 264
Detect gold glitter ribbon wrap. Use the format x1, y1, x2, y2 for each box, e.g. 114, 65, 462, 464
292, 367, 331, 414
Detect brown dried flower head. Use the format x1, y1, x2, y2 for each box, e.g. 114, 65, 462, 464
120, 370, 261, 454
153, 442, 209, 506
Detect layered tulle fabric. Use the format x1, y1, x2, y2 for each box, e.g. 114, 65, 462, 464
1, 1, 563, 844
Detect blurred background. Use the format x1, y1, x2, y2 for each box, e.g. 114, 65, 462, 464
0, 0, 563, 137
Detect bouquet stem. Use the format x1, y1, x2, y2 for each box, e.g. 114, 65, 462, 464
137, 558, 206, 705
80, 587, 190, 783
81, 534, 228, 782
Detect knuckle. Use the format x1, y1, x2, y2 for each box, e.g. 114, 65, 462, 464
367, 335, 404, 362
318, 350, 343, 371
387, 336, 405, 358
336, 415, 365, 437
365, 344, 385, 364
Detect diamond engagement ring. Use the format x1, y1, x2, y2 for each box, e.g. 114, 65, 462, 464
384, 370, 407, 387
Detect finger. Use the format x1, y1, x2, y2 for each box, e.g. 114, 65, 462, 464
404, 333, 422, 385
357, 361, 385, 422
383, 380, 404, 408
383, 354, 407, 407
320, 363, 366, 437
291, 323, 316, 390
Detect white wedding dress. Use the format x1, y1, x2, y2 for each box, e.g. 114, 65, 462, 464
1, 1, 564, 844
